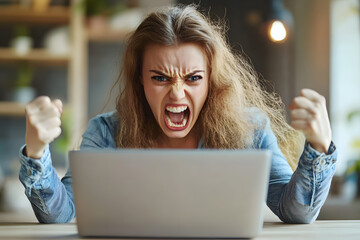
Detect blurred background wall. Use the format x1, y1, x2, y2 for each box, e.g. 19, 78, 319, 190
0, 0, 359, 220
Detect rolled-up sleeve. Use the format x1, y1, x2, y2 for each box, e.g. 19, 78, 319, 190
19, 144, 75, 223
18, 111, 118, 223
258, 116, 337, 223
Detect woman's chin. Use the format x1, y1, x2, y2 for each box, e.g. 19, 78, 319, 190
162, 128, 191, 139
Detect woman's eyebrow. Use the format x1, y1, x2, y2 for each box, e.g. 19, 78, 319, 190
149, 69, 204, 79
184, 70, 204, 79
149, 70, 171, 78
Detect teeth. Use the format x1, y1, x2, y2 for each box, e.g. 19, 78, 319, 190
166, 105, 187, 113
166, 115, 188, 128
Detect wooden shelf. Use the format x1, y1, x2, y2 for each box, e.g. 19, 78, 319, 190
87, 27, 133, 43
0, 0, 88, 145
0, 102, 25, 116
0, 48, 69, 65
0, 6, 70, 24
0, 102, 72, 116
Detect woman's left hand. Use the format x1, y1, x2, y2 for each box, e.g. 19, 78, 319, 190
289, 88, 332, 153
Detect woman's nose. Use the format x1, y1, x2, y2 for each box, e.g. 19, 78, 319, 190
169, 82, 185, 100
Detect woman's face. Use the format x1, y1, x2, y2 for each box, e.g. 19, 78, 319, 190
142, 43, 209, 142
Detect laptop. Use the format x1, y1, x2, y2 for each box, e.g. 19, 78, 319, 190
69, 149, 271, 238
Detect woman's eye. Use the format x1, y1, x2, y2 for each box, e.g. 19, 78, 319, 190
187, 75, 202, 82
151, 76, 168, 82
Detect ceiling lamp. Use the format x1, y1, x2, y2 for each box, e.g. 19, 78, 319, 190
267, 0, 293, 43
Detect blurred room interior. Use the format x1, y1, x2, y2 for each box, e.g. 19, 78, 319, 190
0, 0, 359, 221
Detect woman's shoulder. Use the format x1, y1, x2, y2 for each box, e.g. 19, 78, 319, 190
89, 111, 119, 131
81, 111, 119, 149
243, 107, 276, 148
243, 107, 270, 128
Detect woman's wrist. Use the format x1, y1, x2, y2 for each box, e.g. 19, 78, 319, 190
25, 146, 45, 159
308, 140, 331, 154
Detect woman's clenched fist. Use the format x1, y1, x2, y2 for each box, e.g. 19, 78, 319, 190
25, 96, 63, 159
289, 89, 332, 154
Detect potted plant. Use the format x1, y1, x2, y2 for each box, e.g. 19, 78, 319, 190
77, 0, 128, 35
11, 25, 33, 56
79, 0, 110, 34
9, 62, 36, 104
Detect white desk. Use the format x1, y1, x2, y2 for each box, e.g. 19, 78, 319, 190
0, 220, 359, 239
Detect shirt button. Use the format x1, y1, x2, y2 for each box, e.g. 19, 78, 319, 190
320, 159, 326, 166
27, 168, 32, 176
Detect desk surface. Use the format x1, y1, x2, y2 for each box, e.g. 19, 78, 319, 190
0, 220, 359, 240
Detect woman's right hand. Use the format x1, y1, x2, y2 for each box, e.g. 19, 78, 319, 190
25, 96, 63, 159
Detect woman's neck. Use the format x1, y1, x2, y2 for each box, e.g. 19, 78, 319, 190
157, 129, 200, 149
157, 137, 198, 149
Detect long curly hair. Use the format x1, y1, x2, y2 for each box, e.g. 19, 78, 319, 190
115, 4, 303, 170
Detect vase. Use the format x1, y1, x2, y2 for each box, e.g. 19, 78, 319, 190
9, 87, 36, 104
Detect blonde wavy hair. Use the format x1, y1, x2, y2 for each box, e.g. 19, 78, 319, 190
115, 4, 304, 170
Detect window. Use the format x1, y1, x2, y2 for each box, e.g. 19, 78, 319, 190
330, 0, 360, 174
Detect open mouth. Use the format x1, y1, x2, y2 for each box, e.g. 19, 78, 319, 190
164, 104, 190, 130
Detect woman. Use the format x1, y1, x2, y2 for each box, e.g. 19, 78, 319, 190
19, 5, 336, 224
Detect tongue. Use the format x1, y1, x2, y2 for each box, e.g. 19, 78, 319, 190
168, 111, 185, 124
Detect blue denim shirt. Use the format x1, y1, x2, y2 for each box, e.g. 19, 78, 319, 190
19, 110, 337, 224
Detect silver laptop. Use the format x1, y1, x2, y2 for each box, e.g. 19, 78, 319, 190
69, 149, 271, 238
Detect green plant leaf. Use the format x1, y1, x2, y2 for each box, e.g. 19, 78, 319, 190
14, 25, 29, 37
351, 139, 360, 149
347, 109, 360, 122
14, 62, 34, 88
76, 0, 127, 17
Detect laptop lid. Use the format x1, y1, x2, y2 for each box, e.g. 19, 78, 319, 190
69, 149, 271, 238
